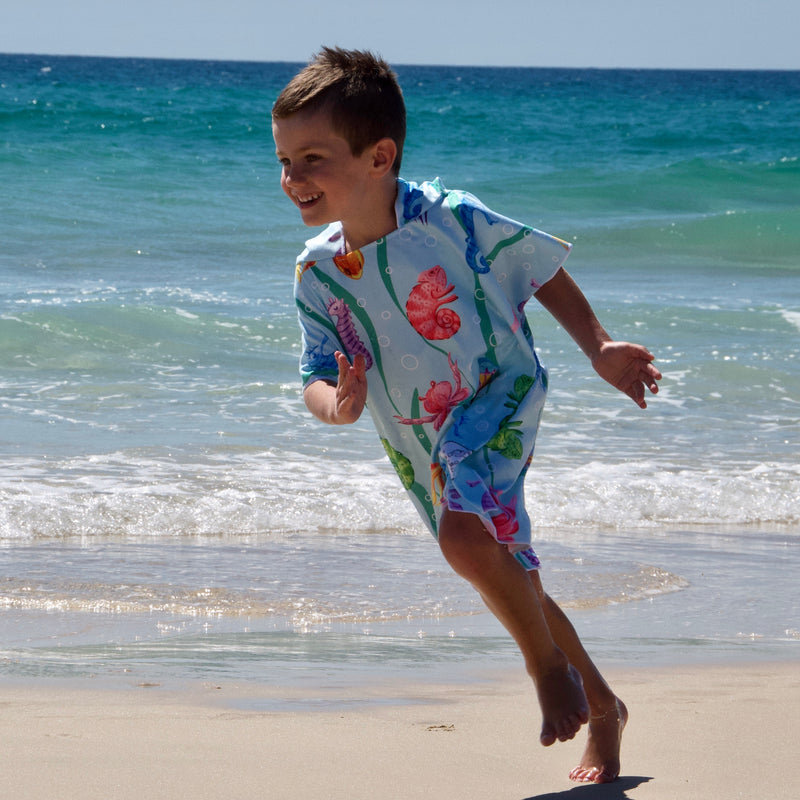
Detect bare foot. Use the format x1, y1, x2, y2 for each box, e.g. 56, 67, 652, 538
569, 697, 628, 784
538, 663, 590, 747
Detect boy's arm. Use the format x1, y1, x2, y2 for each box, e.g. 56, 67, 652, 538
303, 351, 368, 424
534, 267, 662, 409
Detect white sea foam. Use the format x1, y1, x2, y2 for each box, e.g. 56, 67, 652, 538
779, 309, 800, 333
1, 450, 797, 545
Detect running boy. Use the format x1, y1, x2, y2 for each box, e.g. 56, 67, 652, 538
272, 47, 661, 784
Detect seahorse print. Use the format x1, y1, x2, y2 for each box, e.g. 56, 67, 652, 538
401, 184, 427, 223
446, 193, 499, 274
326, 297, 373, 369
405, 265, 461, 340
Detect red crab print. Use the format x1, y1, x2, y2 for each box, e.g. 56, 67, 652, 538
394, 355, 470, 431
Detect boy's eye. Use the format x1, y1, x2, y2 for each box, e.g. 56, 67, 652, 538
276, 153, 322, 169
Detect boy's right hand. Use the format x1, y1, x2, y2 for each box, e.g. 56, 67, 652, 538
303, 351, 367, 425
332, 350, 368, 423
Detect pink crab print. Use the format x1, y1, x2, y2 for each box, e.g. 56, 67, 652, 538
394, 355, 470, 431
405, 265, 461, 340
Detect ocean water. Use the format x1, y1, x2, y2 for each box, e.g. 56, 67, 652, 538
1, 54, 798, 689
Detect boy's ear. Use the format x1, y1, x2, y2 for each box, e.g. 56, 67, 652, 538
370, 137, 398, 177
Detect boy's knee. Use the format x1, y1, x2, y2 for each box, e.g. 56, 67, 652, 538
438, 510, 505, 583
439, 528, 476, 580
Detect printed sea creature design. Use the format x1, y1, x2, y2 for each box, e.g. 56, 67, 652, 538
401, 184, 426, 222
326, 297, 373, 370
486, 374, 535, 460
305, 339, 338, 375
481, 489, 519, 543
381, 439, 414, 489
395, 354, 469, 431
430, 463, 445, 506
332, 249, 364, 279
460, 203, 498, 274
477, 357, 498, 391
445, 192, 499, 274
405, 265, 461, 340
445, 484, 464, 511
439, 441, 472, 474
295, 260, 315, 283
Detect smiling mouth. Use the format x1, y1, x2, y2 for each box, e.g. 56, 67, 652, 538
296, 193, 322, 207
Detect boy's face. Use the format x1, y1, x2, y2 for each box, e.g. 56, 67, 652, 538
273, 107, 378, 232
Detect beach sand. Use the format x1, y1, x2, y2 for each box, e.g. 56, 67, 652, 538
2, 661, 797, 800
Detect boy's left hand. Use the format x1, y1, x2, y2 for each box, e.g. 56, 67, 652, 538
591, 341, 662, 409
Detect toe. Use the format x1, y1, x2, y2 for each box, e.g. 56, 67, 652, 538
569, 767, 587, 782
569, 766, 598, 783
569, 766, 618, 784
540, 725, 557, 747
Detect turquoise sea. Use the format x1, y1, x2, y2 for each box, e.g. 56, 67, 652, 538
1, 54, 798, 690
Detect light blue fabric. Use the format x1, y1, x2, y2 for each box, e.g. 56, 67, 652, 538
294, 178, 571, 568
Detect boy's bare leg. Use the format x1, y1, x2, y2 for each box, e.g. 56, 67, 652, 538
438, 509, 626, 783
437, 509, 589, 746
530, 572, 628, 784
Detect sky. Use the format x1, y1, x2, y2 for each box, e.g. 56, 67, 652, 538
2, 0, 799, 70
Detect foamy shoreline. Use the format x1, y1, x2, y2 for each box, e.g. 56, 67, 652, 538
2, 660, 797, 799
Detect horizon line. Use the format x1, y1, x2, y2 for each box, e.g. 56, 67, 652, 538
2, 50, 799, 74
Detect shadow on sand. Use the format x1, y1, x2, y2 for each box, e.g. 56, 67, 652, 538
522, 775, 653, 800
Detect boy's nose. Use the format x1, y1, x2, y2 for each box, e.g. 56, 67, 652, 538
284, 163, 306, 186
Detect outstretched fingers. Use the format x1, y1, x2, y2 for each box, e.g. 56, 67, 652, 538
333, 351, 368, 423
594, 342, 662, 408
628, 357, 662, 408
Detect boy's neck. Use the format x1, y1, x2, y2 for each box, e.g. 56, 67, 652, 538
341, 178, 398, 253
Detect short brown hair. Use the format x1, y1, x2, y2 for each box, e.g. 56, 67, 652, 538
272, 47, 406, 175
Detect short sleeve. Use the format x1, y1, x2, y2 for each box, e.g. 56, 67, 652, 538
446, 189, 572, 308
294, 263, 340, 387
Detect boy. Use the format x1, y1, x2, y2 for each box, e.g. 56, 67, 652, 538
273, 47, 661, 784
